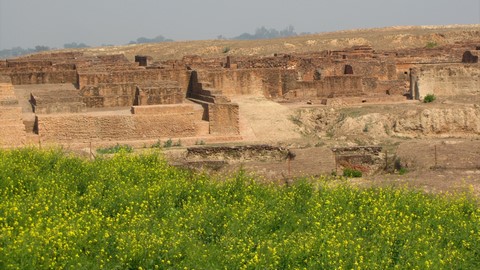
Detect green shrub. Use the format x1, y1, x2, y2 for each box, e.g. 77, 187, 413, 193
163, 138, 173, 148
223, 47, 231, 53
423, 94, 436, 103
96, 144, 133, 154
195, 140, 206, 145
398, 167, 408, 175
343, 167, 363, 178
426, 41, 438, 49
151, 140, 162, 149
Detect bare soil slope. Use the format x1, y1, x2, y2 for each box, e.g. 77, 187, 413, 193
231, 96, 302, 143
73, 25, 479, 61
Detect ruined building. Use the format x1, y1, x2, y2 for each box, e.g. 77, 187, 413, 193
0, 41, 479, 148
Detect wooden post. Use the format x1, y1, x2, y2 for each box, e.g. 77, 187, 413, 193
285, 151, 296, 182
334, 151, 338, 174
434, 145, 438, 168
288, 158, 291, 179
89, 142, 96, 160
385, 150, 388, 170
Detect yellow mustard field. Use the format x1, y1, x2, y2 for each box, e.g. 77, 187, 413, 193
0, 148, 479, 269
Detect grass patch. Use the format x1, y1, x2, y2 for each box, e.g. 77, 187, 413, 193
398, 167, 408, 175
343, 167, 363, 178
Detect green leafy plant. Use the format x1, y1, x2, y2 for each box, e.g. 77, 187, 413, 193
423, 94, 436, 103
223, 47, 231, 53
151, 140, 162, 149
398, 168, 408, 175
426, 41, 438, 49
96, 144, 133, 154
163, 139, 173, 148
195, 140, 206, 145
343, 167, 363, 178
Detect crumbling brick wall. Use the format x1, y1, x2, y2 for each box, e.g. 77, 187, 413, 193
9, 70, 78, 85
135, 81, 184, 105
81, 83, 137, 108
37, 106, 197, 143
414, 64, 480, 98
196, 68, 296, 98
284, 76, 365, 99
0, 106, 26, 147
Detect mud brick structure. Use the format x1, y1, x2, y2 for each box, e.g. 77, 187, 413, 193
80, 83, 137, 108
0, 79, 26, 147
411, 64, 480, 99
187, 71, 240, 135
135, 81, 184, 105
30, 84, 86, 114
0, 39, 479, 147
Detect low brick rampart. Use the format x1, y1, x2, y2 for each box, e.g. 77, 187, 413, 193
37, 109, 197, 143
0, 106, 26, 147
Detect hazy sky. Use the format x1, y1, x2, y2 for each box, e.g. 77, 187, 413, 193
0, 0, 479, 50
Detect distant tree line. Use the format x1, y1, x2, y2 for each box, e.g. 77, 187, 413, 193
230, 25, 304, 40
0, 26, 305, 59
0, 45, 52, 59
128, 35, 173, 45
63, 42, 90, 49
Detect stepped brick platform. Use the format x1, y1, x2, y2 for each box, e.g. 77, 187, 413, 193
81, 83, 137, 108
30, 88, 86, 114
135, 81, 184, 105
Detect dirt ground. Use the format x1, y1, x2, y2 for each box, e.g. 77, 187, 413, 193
166, 96, 480, 197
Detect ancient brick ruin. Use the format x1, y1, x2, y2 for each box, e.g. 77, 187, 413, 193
0, 41, 479, 148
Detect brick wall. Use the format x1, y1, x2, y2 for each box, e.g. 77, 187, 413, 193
0, 106, 26, 147
208, 103, 240, 135
9, 70, 78, 85
78, 69, 190, 89
81, 83, 137, 107
196, 68, 295, 98
131, 104, 194, 115
414, 64, 480, 98
285, 76, 365, 99
37, 109, 197, 143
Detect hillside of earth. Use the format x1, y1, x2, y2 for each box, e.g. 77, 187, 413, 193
70, 25, 479, 60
